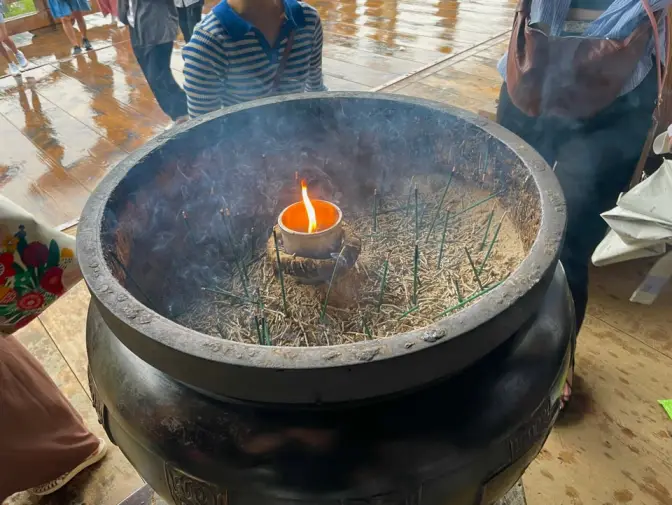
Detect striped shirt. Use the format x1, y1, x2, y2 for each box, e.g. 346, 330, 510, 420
182, 0, 326, 117
497, 0, 671, 96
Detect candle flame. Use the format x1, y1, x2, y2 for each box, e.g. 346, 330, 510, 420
301, 179, 318, 233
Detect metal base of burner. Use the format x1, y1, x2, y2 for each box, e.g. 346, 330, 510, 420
87, 264, 573, 505
119, 481, 528, 505
267, 223, 361, 284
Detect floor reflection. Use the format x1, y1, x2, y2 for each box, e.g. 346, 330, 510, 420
0, 0, 514, 227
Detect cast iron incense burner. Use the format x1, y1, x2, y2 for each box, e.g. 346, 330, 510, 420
79, 93, 572, 505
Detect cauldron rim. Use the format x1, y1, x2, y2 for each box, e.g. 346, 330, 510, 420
77, 92, 566, 404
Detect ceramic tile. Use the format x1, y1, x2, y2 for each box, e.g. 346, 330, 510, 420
38, 281, 92, 392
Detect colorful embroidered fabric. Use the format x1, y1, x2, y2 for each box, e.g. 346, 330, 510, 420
0, 196, 82, 334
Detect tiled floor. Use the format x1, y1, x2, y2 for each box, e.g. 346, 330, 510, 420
3, 1, 672, 504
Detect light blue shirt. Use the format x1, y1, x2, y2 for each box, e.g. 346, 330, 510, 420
498, 0, 671, 96
569, 0, 615, 8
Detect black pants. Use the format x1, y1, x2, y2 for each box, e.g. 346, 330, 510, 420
130, 30, 188, 121
177, 0, 204, 44
497, 69, 657, 332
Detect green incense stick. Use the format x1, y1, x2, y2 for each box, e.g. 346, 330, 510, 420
363, 320, 373, 339
201, 286, 249, 304
372, 188, 378, 232
425, 170, 454, 243
448, 191, 502, 222
272, 230, 288, 314
320, 247, 345, 322
453, 277, 463, 302
398, 305, 419, 320
414, 185, 419, 241
479, 209, 495, 251
412, 243, 419, 305
181, 211, 197, 246
405, 176, 415, 217
219, 208, 249, 297
438, 280, 505, 318
478, 217, 504, 275
377, 260, 389, 312
437, 210, 450, 269
254, 315, 263, 344
464, 247, 483, 290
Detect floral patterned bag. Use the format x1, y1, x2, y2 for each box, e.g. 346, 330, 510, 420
0, 196, 82, 334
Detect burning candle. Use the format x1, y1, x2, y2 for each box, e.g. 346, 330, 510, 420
278, 180, 343, 259
301, 180, 318, 234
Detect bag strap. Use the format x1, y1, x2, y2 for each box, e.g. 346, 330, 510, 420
272, 31, 295, 92
629, 1, 669, 189
641, 0, 665, 101
517, 0, 532, 15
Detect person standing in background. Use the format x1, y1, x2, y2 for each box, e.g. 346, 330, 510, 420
182, 0, 327, 118
496, 0, 670, 407
46, 0, 93, 54
97, 0, 119, 23
119, 0, 188, 125
176, 0, 204, 43
0, 0, 30, 75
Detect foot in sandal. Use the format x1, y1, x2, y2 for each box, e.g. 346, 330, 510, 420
559, 367, 573, 410
28, 438, 108, 496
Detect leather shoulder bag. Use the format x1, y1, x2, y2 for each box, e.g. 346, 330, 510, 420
506, 0, 660, 118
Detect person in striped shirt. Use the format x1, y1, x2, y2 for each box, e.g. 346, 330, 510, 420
182, 0, 327, 117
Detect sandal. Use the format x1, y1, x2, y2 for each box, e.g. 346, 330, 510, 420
29, 438, 107, 496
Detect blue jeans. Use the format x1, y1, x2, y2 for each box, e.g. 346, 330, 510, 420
130, 28, 188, 121
177, 0, 203, 44
497, 69, 657, 331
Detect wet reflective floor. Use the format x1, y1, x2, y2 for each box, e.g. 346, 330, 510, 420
0, 0, 516, 228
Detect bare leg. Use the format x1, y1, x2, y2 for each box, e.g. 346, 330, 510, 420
0, 23, 19, 55
60, 16, 82, 47
72, 11, 88, 39
0, 42, 13, 65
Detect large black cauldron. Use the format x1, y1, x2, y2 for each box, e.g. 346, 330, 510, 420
78, 94, 572, 505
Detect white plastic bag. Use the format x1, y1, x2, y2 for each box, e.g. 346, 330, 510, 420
592, 159, 672, 304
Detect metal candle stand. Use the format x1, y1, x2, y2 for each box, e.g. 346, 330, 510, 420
267, 221, 361, 285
